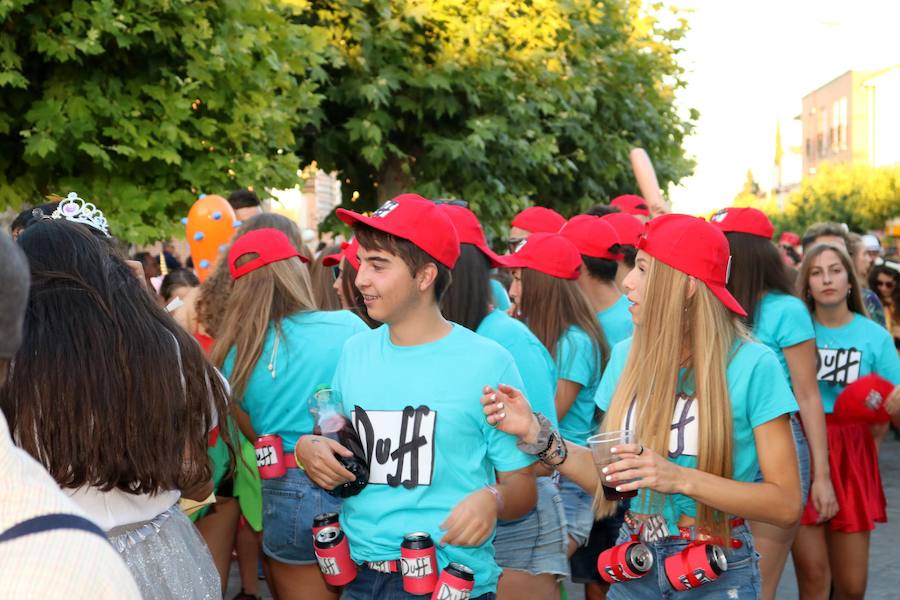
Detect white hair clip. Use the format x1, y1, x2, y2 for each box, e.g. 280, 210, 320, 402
50, 192, 110, 237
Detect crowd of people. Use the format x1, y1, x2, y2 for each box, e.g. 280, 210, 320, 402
0, 187, 898, 600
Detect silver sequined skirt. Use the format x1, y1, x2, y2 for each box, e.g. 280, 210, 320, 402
107, 504, 220, 600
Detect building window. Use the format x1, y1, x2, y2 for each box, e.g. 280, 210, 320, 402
838, 96, 848, 150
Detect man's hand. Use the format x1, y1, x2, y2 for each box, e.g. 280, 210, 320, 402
295, 435, 355, 491
439, 489, 497, 547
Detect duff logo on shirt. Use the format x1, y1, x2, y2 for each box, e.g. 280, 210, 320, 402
351, 405, 436, 488
816, 347, 862, 385
624, 394, 699, 459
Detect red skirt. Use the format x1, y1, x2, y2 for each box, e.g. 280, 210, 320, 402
801, 415, 886, 532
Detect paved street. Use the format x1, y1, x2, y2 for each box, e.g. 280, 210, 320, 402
229, 435, 900, 599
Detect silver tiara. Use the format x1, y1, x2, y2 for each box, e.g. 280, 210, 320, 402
50, 192, 110, 237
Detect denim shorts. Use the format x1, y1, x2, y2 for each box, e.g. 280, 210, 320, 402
558, 474, 594, 548
607, 521, 761, 599
754, 414, 810, 506
341, 567, 496, 600
261, 467, 342, 565
494, 477, 569, 577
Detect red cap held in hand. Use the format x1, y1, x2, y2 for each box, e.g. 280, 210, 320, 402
833, 374, 893, 424
601, 212, 644, 248
437, 204, 502, 267
709, 207, 774, 239
229, 228, 306, 280
638, 214, 746, 316
497, 233, 582, 280
337, 194, 460, 268
322, 238, 360, 270
610, 195, 650, 217
559, 215, 622, 260
511, 206, 567, 234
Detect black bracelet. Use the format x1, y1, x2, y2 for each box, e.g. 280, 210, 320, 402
538, 431, 567, 467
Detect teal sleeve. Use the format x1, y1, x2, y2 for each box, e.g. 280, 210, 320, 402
776, 297, 816, 348
874, 330, 900, 385
746, 347, 798, 428
484, 359, 537, 472
490, 279, 511, 311
556, 329, 594, 387
594, 339, 630, 412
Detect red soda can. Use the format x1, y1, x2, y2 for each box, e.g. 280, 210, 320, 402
312, 512, 340, 539
314, 526, 357, 586
254, 434, 286, 480
400, 532, 438, 594
431, 562, 474, 600
597, 540, 653, 583
664, 543, 727, 591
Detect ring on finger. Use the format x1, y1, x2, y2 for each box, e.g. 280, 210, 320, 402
637, 444, 644, 456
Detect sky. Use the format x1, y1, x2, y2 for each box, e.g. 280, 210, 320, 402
667, 0, 900, 215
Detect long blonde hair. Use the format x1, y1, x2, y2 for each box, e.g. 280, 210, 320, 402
596, 257, 748, 541
210, 257, 316, 402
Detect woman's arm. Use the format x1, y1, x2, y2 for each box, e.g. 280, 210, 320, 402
783, 340, 837, 520
555, 379, 582, 421
605, 415, 802, 529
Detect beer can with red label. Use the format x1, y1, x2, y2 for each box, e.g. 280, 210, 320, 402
254, 434, 286, 480
312, 512, 340, 539
314, 526, 357, 586
431, 562, 474, 600
597, 540, 653, 583
400, 532, 438, 594
664, 543, 727, 591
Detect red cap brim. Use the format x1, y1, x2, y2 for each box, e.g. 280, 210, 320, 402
706, 283, 747, 317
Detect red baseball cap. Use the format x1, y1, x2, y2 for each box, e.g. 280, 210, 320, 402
336, 194, 460, 268
511, 206, 566, 234
322, 238, 360, 270
637, 214, 746, 316
833, 374, 893, 424
559, 215, 622, 260
779, 231, 801, 246
437, 204, 502, 267
497, 232, 582, 280
228, 228, 306, 280
601, 212, 644, 248
709, 207, 774, 239
610, 195, 650, 217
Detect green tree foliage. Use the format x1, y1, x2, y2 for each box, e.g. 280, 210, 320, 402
300, 0, 696, 236
0, 0, 327, 242
769, 163, 900, 235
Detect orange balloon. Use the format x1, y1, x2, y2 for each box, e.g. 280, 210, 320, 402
185, 194, 240, 282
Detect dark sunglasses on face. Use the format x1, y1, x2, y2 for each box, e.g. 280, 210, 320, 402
432, 199, 468, 207
332, 265, 341, 280
507, 237, 525, 253
876, 280, 894, 289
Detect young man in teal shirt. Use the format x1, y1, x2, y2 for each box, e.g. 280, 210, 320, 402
297, 194, 536, 599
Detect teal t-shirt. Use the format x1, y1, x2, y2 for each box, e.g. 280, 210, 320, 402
813, 313, 900, 414
332, 325, 535, 597
476, 309, 559, 427
490, 278, 511, 311
597, 295, 634, 347
753, 292, 816, 384
595, 337, 797, 533
222, 310, 368, 451
557, 325, 602, 445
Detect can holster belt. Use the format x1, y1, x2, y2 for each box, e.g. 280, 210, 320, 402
283, 451, 300, 469
625, 511, 745, 548
364, 560, 400, 573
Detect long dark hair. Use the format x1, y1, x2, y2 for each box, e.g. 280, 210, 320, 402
519, 268, 609, 377
1, 220, 232, 494
440, 244, 492, 331
723, 232, 795, 329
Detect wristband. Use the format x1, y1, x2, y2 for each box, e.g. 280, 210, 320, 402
538, 431, 567, 468
515, 413, 555, 455
484, 484, 504, 515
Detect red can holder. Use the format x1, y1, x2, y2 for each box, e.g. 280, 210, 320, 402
254, 434, 286, 480
664, 542, 727, 591
400, 532, 438, 595
431, 562, 474, 600
314, 526, 357, 586
597, 538, 653, 583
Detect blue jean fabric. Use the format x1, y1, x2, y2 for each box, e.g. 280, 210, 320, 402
261, 467, 342, 564
494, 476, 569, 577
607, 521, 761, 600
558, 474, 594, 548
340, 567, 495, 600
754, 414, 810, 506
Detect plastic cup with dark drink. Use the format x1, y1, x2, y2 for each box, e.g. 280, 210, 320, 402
588, 430, 638, 501
310, 386, 369, 498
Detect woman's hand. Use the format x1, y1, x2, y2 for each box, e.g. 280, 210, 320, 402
602, 443, 684, 495
886, 385, 900, 415
810, 475, 839, 522
481, 384, 538, 442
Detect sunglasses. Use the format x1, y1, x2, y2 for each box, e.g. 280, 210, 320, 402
432, 199, 468, 207
507, 237, 526, 253
876, 280, 895, 289
332, 265, 341, 280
